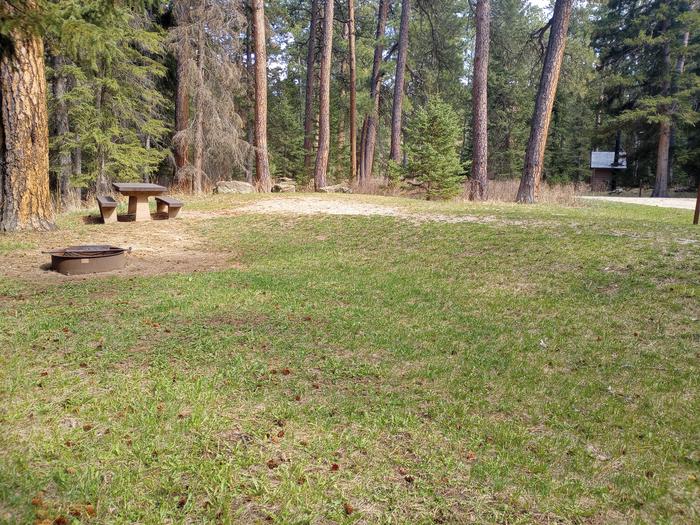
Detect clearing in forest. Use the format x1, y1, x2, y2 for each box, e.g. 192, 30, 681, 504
1, 194, 698, 524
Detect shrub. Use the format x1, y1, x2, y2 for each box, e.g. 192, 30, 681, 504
405, 98, 464, 199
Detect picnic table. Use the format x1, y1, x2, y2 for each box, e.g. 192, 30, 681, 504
112, 183, 167, 222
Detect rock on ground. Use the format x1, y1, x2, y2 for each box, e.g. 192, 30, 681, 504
272, 178, 297, 193
319, 183, 352, 194
215, 181, 255, 194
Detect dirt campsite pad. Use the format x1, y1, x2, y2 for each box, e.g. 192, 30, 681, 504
237, 196, 527, 225
0, 213, 239, 282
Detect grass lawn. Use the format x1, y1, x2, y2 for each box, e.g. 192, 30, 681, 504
1, 194, 699, 524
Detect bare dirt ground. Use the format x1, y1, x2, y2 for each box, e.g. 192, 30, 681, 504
0, 213, 240, 283
581, 196, 697, 210
238, 196, 524, 225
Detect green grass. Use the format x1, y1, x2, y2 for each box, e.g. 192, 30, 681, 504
1, 196, 699, 524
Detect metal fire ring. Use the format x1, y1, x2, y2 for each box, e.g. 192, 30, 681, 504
44, 245, 131, 275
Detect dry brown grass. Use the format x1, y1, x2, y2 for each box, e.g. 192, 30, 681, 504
349, 177, 582, 205
483, 179, 581, 205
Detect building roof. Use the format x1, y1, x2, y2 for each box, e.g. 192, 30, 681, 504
590, 151, 627, 169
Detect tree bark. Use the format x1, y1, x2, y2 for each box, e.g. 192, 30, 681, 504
51, 54, 77, 209
174, 48, 190, 173
252, 0, 272, 192
245, 6, 254, 184
0, 12, 54, 231
193, 22, 205, 194
389, 0, 410, 163
313, 0, 334, 190
358, 0, 391, 184
666, 29, 690, 193
348, 0, 357, 182
93, 78, 111, 196
516, 0, 573, 203
652, 16, 673, 198
303, 0, 320, 175
469, 0, 490, 201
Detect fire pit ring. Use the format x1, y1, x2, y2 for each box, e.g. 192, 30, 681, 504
44, 245, 131, 275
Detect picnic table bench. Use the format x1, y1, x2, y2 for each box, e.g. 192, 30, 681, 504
97, 196, 118, 223
155, 196, 184, 218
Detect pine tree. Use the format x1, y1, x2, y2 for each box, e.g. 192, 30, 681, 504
405, 97, 463, 199
517, 0, 574, 203
313, 0, 335, 190
594, 0, 700, 194
469, 0, 490, 200
252, 0, 272, 192
169, 0, 247, 191
0, 0, 54, 231
390, 0, 411, 163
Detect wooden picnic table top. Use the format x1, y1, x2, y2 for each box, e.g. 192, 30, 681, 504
112, 183, 167, 195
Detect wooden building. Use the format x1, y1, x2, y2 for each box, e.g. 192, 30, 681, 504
590, 151, 627, 191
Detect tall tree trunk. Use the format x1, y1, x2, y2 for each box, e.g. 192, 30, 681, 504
93, 80, 111, 196
469, 0, 490, 201
245, 7, 255, 184
389, 0, 410, 163
335, 42, 348, 175
516, 0, 573, 203
348, 0, 357, 182
303, 0, 321, 175
359, 0, 391, 184
652, 17, 673, 198
666, 29, 690, 192
313, 0, 334, 190
252, 0, 272, 192
52, 54, 75, 209
0, 12, 54, 231
654, 121, 671, 197
72, 145, 82, 182
193, 22, 205, 194
174, 49, 190, 173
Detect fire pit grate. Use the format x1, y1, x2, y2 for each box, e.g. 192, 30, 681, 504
44, 245, 131, 275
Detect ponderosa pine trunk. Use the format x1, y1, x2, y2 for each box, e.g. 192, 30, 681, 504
252, 0, 272, 192
94, 80, 111, 196
313, 0, 334, 190
652, 17, 672, 198
0, 8, 54, 231
52, 54, 77, 209
516, 0, 573, 203
348, 0, 357, 181
193, 23, 205, 194
667, 30, 690, 188
389, 0, 410, 163
358, 0, 390, 184
174, 49, 190, 173
303, 0, 320, 174
469, 0, 490, 201
245, 8, 255, 184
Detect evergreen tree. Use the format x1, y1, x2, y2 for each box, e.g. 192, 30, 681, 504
594, 0, 700, 194
405, 97, 464, 199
